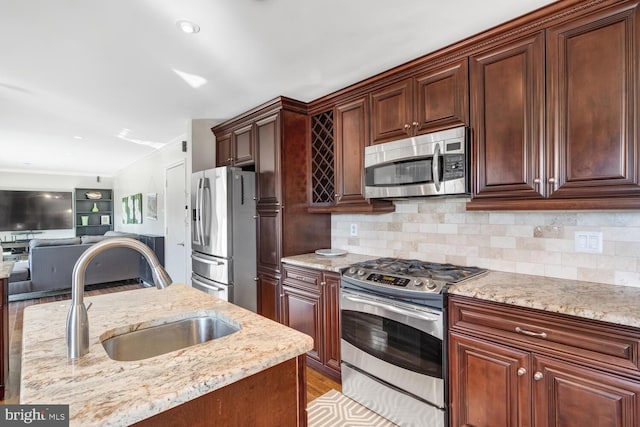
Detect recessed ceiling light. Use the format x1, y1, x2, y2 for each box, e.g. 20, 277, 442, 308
73, 135, 83, 140
176, 20, 200, 34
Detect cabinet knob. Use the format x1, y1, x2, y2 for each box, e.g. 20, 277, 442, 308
533, 371, 544, 381
403, 123, 410, 129
517, 367, 527, 376
253, 277, 259, 281
320, 281, 326, 286
533, 178, 541, 184
412, 121, 419, 127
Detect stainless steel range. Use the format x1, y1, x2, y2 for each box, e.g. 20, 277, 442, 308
340, 257, 487, 427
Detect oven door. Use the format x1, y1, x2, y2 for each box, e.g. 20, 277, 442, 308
340, 288, 444, 408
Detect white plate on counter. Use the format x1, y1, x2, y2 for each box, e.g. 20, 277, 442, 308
315, 249, 347, 257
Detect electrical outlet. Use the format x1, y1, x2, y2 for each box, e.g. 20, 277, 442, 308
350, 223, 358, 237
574, 231, 603, 254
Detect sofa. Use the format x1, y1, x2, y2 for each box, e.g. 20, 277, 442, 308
9, 231, 142, 297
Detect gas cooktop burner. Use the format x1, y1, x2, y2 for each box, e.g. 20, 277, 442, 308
341, 257, 487, 297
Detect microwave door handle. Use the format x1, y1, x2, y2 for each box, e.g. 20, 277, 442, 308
432, 143, 441, 192
342, 294, 440, 322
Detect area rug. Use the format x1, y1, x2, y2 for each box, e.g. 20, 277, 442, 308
307, 389, 397, 427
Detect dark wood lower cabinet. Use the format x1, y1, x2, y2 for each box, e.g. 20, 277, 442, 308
534, 355, 640, 427
282, 264, 341, 381
132, 356, 307, 427
0, 276, 7, 400
449, 332, 531, 427
257, 271, 280, 323
449, 295, 640, 427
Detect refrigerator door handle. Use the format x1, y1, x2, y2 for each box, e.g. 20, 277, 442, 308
240, 174, 245, 205
194, 177, 203, 245
198, 177, 207, 246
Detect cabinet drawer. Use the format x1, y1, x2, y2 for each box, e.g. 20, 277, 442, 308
282, 265, 322, 292
449, 295, 640, 375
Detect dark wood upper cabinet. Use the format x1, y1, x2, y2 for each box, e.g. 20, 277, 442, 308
469, 1, 640, 209
370, 58, 469, 145
232, 124, 254, 166
470, 31, 546, 202
334, 96, 370, 207
215, 133, 232, 167
546, 2, 640, 200
255, 113, 280, 205
370, 78, 413, 143
308, 104, 394, 213
215, 125, 255, 167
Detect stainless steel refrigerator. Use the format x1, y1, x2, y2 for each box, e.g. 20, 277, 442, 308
191, 166, 257, 312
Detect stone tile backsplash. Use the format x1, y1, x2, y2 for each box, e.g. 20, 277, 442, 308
331, 197, 640, 287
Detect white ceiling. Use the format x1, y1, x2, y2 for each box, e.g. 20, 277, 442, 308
0, 0, 557, 177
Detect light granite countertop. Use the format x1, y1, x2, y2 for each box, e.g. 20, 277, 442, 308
20, 284, 313, 426
283, 253, 640, 329
0, 261, 13, 280
449, 271, 640, 328
281, 252, 374, 273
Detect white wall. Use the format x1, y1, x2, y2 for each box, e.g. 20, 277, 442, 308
332, 197, 640, 287
191, 119, 217, 173
0, 171, 114, 241
113, 139, 190, 236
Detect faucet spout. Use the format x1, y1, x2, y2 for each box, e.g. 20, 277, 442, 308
66, 237, 172, 359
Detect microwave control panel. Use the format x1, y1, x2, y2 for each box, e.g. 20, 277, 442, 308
443, 153, 465, 181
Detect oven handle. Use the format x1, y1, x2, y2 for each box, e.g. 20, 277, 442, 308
342, 294, 440, 322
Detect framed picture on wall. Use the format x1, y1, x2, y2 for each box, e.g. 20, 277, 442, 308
146, 193, 158, 220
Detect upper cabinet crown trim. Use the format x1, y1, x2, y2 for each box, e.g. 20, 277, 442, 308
308, 0, 611, 113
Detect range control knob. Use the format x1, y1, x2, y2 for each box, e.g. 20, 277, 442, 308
412, 279, 424, 287
425, 280, 437, 290
347, 267, 356, 275
357, 269, 366, 276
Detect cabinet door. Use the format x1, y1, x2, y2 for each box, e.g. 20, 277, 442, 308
449, 332, 532, 427
546, 3, 640, 199
322, 272, 341, 374
470, 31, 545, 201
255, 113, 281, 205
256, 208, 281, 273
414, 58, 469, 134
533, 355, 640, 427
215, 133, 232, 167
334, 96, 370, 206
232, 124, 254, 166
370, 78, 413, 144
257, 271, 281, 323
282, 285, 322, 362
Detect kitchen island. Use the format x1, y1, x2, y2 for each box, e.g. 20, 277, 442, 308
20, 284, 313, 426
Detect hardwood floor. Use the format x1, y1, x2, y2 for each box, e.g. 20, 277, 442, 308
1, 282, 341, 405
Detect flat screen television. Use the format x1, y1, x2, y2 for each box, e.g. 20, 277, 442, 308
0, 190, 73, 232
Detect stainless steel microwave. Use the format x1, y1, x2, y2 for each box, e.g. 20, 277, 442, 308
364, 126, 469, 199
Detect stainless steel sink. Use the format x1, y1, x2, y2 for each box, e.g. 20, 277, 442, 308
101, 315, 241, 361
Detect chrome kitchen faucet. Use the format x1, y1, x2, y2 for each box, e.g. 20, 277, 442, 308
66, 237, 172, 359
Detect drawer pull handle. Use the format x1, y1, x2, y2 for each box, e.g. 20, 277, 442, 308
515, 326, 547, 339
517, 367, 526, 376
